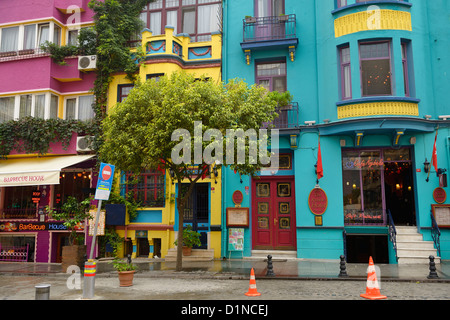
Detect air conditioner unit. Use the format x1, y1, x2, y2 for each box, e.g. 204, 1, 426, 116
78, 55, 97, 71
77, 136, 94, 152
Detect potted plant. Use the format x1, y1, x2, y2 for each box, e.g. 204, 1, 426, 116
267, 90, 293, 109
46, 196, 93, 272
245, 15, 256, 23
112, 257, 136, 287
174, 225, 202, 256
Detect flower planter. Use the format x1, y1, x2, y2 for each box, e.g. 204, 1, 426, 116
118, 270, 135, 287
182, 246, 192, 256
61, 245, 86, 272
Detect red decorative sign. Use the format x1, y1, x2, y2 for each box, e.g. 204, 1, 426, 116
232, 190, 244, 205
433, 187, 447, 204
308, 187, 328, 215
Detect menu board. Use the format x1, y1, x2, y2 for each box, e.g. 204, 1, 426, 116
228, 228, 244, 251
226, 207, 249, 227
89, 209, 105, 236
432, 204, 450, 228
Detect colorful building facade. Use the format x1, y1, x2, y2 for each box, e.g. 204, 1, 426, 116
107, 0, 223, 260
222, 0, 450, 263
0, 0, 99, 263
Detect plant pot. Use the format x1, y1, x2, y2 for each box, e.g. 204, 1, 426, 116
118, 270, 135, 287
61, 245, 86, 272
182, 246, 192, 256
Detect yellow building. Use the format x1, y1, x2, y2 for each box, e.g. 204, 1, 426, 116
107, 26, 222, 260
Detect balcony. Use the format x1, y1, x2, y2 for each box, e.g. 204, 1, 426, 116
241, 14, 298, 62
263, 102, 299, 130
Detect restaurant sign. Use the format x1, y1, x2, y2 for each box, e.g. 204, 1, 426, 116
342, 157, 384, 170
0, 221, 81, 232
308, 187, 328, 215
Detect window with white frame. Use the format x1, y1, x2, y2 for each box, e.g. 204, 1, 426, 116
0, 22, 62, 52
0, 93, 59, 123
65, 95, 95, 121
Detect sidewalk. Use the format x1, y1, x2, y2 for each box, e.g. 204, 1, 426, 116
1, 258, 449, 282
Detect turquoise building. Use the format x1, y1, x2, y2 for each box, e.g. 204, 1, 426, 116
222, 0, 450, 264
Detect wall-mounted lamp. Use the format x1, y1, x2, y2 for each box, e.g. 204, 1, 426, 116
213, 166, 219, 184
424, 158, 430, 174
290, 135, 297, 149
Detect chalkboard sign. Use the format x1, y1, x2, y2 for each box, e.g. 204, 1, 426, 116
432, 204, 450, 228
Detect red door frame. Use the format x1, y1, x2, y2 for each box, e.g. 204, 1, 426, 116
251, 175, 296, 250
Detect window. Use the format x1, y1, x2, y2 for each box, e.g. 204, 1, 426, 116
53, 171, 92, 208
140, 0, 221, 42
38, 23, 50, 46
122, 170, 165, 207
256, 60, 287, 92
401, 41, 414, 97
65, 95, 95, 120
340, 45, 352, 100
68, 29, 79, 46
360, 41, 392, 96
337, 0, 347, 8
0, 97, 15, 123
1, 26, 19, 52
23, 25, 36, 50
117, 85, 134, 103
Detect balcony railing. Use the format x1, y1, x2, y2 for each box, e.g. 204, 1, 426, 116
1, 208, 37, 220
263, 102, 299, 129
243, 14, 297, 43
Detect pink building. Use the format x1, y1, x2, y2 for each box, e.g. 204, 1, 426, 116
0, 0, 99, 263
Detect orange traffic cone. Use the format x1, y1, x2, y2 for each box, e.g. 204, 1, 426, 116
360, 256, 387, 300
245, 268, 261, 296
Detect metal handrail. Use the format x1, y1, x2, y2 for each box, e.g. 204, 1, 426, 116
387, 209, 398, 262
430, 212, 441, 257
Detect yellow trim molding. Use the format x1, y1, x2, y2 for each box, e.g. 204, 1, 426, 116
335, 9, 412, 38
337, 101, 419, 119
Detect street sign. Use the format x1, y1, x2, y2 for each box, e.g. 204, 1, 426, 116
94, 163, 115, 200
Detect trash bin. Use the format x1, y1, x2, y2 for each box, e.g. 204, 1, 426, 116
35, 284, 51, 300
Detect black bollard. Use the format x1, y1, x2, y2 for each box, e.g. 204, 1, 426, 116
266, 255, 275, 277
127, 254, 132, 265
427, 255, 438, 279
338, 255, 348, 277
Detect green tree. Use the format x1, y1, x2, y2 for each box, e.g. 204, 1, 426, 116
100, 72, 277, 271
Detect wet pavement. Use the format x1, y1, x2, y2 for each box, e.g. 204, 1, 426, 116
0, 257, 449, 282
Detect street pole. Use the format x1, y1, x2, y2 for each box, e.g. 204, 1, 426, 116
83, 199, 102, 299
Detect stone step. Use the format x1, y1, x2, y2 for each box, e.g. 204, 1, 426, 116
164, 248, 214, 262
245, 250, 298, 261
398, 256, 441, 264
397, 241, 436, 249
394, 226, 440, 264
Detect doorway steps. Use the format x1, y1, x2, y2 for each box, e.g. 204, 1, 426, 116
396, 226, 440, 264
245, 250, 298, 261
164, 248, 214, 262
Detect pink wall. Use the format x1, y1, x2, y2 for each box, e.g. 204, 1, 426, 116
0, 0, 94, 25
0, 56, 95, 93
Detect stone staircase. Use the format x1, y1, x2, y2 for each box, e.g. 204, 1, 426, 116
164, 248, 214, 262
245, 250, 298, 261
396, 226, 440, 264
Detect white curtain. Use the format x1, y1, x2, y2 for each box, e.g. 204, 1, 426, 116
66, 98, 76, 120
0, 97, 15, 123
23, 25, 36, 50
34, 95, 45, 119
49, 95, 58, 119
1, 26, 19, 52
166, 10, 177, 34
38, 24, 49, 46
150, 12, 162, 35
19, 95, 32, 119
198, 4, 220, 34
78, 95, 94, 121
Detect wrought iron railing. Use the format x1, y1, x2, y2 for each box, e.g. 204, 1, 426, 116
263, 102, 299, 129
243, 14, 297, 43
1, 208, 37, 220
387, 209, 398, 262
430, 211, 441, 257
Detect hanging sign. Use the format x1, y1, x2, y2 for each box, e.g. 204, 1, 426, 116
433, 187, 447, 204
308, 187, 328, 215
232, 190, 244, 206
88, 209, 105, 236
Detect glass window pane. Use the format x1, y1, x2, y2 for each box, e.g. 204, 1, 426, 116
167, 10, 177, 34
53, 25, 61, 46
343, 65, 351, 98
1, 26, 19, 52
24, 25, 36, 49
49, 95, 58, 119
78, 95, 94, 121
34, 95, 45, 119
360, 42, 389, 59
66, 98, 76, 120
383, 149, 410, 162
149, 0, 163, 9
68, 29, 78, 46
166, 0, 179, 8
361, 59, 392, 96
150, 12, 162, 35
38, 24, 49, 46
198, 4, 220, 34
0, 97, 15, 123
20, 95, 32, 118
182, 8, 196, 34
341, 47, 350, 63
273, 77, 286, 92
